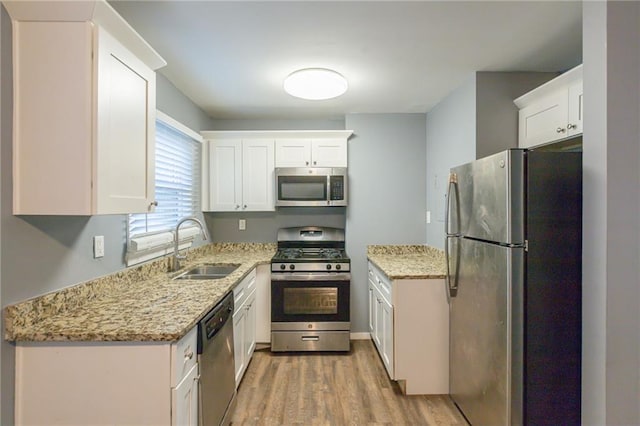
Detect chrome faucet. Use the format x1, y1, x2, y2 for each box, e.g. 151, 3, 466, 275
173, 217, 209, 271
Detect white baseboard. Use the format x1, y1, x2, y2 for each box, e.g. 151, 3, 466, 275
350, 332, 371, 340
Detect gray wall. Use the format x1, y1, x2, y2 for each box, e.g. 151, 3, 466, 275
425, 72, 557, 248
210, 118, 345, 131
0, 8, 215, 421
583, 2, 640, 424
425, 75, 476, 248
157, 73, 218, 133
345, 113, 427, 333
475, 72, 558, 158
205, 209, 345, 243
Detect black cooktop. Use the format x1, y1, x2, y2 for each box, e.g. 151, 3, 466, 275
272, 247, 349, 263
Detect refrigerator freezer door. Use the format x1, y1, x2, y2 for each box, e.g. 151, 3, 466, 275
449, 238, 524, 426
451, 149, 525, 244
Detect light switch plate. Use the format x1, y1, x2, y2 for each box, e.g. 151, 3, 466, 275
426, 211, 431, 224
94, 235, 105, 258
239, 219, 246, 231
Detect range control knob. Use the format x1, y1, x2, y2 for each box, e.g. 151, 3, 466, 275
326, 264, 332, 270
336, 264, 342, 270
280, 264, 286, 270
289, 264, 295, 270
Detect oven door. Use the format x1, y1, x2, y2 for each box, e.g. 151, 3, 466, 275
271, 272, 350, 327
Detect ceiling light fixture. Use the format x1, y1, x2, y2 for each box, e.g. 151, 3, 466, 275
284, 68, 348, 100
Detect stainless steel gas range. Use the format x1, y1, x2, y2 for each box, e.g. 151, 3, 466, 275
270, 226, 351, 352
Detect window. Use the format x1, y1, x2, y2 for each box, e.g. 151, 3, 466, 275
126, 111, 203, 266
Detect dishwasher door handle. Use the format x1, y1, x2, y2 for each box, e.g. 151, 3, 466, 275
301, 336, 320, 341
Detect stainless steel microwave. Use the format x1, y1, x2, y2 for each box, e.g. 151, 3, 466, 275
275, 167, 347, 207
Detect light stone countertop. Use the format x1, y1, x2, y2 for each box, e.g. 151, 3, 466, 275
4, 243, 276, 343
367, 245, 446, 280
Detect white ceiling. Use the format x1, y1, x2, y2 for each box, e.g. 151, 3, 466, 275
110, 1, 583, 120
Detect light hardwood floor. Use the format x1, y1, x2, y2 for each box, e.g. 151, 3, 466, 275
231, 339, 468, 425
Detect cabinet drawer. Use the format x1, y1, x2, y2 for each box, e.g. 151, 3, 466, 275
171, 326, 197, 386
233, 267, 257, 311
369, 262, 392, 304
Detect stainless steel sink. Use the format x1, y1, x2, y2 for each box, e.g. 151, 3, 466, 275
173, 263, 240, 280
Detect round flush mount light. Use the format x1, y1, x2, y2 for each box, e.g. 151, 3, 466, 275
284, 68, 348, 100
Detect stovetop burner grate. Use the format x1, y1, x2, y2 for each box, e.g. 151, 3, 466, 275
276, 248, 346, 261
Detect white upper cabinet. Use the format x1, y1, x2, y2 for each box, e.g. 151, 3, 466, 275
274, 139, 313, 167
5, 1, 166, 215
275, 133, 351, 168
514, 64, 583, 149
202, 133, 275, 212
201, 130, 352, 212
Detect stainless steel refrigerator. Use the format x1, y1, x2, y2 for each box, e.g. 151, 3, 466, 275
445, 149, 581, 426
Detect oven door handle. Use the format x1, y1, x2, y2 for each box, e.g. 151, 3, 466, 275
270, 272, 352, 282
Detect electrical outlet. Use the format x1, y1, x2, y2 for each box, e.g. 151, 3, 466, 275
239, 219, 246, 231
93, 235, 105, 258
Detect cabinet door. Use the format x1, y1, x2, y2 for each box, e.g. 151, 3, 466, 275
275, 139, 312, 167
95, 26, 156, 214
245, 289, 257, 363
242, 139, 275, 211
311, 139, 347, 167
233, 306, 246, 388
172, 363, 198, 426
518, 89, 569, 149
567, 81, 583, 137
368, 278, 376, 336
381, 297, 394, 379
372, 286, 383, 350
254, 265, 271, 343
209, 139, 242, 211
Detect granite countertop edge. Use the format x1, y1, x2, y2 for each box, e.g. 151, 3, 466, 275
5, 243, 276, 343
366, 244, 447, 280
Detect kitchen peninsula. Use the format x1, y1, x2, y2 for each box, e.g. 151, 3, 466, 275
367, 245, 449, 395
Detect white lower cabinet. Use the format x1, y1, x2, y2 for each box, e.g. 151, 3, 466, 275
172, 363, 199, 426
367, 261, 449, 395
233, 268, 257, 388
14, 326, 198, 425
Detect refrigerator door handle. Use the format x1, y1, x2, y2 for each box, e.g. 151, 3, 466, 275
445, 174, 454, 236
445, 173, 461, 237
445, 172, 461, 301
445, 235, 460, 301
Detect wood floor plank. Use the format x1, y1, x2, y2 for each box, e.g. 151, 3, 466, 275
231, 340, 468, 425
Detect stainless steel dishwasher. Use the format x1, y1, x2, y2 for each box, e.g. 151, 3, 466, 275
198, 292, 236, 426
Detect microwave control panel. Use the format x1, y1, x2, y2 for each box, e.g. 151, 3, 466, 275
329, 176, 345, 200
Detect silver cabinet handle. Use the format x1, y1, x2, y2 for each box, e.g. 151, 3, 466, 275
313, 161, 317, 165
301, 336, 319, 341
305, 161, 309, 166
556, 127, 566, 133
243, 205, 247, 209
567, 123, 577, 130
235, 205, 240, 210
184, 350, 193, 363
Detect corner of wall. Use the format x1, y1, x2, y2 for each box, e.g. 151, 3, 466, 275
475, 71, 560, 159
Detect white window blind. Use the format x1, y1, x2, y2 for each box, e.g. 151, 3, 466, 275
126, 113, 203, 266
